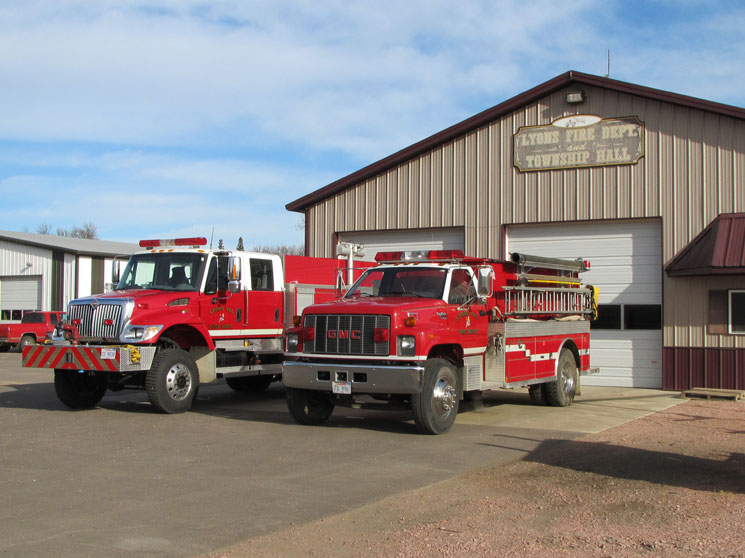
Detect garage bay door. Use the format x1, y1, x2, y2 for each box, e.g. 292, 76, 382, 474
0, 276, 43, 320
338, 228, 465, 260
506, 220, 662, 388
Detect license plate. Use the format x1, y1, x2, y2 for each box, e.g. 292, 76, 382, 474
332, 381, 352, 395
100, 348, 116, 360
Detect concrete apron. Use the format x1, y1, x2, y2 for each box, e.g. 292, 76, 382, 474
456, 386, 684, 434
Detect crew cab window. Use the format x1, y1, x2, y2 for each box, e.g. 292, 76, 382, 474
250, 259, 275, 291
21, 313, 44, 324
448, 269, 477, 305
345, 267, 447, 299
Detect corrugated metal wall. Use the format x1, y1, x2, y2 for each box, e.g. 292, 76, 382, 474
0, 240, 54, 311
306, 83, 745, 351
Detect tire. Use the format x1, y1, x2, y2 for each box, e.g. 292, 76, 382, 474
225, 375, 274, 393
18, 335, 35, 353
528, 383, 548, 405
54, 369, 107, 409
0, 344, 10, 353
146, 349, 199, 414
545, 349, 578, 407
286, 387, 334, 425
412, 358, 459, 435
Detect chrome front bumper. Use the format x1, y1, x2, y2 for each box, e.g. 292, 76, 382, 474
282, 360, 425, 394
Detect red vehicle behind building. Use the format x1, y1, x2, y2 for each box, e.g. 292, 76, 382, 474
22, 238, 342, 413
283, 250, 598, 434
0, 311, 65, 352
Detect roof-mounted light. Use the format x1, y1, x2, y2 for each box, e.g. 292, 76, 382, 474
139, 237, 208, 248
374, 249, 466, 263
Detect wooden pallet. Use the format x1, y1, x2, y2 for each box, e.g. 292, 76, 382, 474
681, 387, 745, 401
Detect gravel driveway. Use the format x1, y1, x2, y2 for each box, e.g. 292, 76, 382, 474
210, 398, 745, 558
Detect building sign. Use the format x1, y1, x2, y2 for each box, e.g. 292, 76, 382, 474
514, 115, 644, 172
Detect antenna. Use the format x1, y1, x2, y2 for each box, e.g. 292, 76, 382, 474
606, 49, 610, 78
209, 227, 214, 249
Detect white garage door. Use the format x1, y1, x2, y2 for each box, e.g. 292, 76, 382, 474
338, 228, 465, 260
506, 220, 662, 388
0, 276, 43, 320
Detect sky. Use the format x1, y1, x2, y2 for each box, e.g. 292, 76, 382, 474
1, 0, 744, 249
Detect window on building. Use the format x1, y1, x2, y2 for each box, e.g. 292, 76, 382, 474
624, 304, 662, 330
591, 303, 661, 330
591, 304, 622, 329
730, 290, 745, 334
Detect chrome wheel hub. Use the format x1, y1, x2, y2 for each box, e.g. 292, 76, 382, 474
165, 364, 191, 401
433, 377, 457, 419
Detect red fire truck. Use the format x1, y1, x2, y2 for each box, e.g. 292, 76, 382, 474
283, 250, 597, 434
22, 237, 341, 413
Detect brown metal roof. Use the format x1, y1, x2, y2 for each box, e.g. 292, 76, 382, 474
287, 70, 745, 213
666, 213, 745, 276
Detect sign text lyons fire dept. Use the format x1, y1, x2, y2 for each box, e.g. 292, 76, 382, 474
513, 116, 644, 172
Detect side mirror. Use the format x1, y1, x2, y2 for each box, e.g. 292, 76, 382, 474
227, 256, 242, 293
477, 266, 494, 298
112, 259, 122, 285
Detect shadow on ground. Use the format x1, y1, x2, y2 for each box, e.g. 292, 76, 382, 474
520, 437, 745, 494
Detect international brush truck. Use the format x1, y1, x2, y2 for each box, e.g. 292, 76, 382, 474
22, 237, 341, 413
283, 250, 597, 434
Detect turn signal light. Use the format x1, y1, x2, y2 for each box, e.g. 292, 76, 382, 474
292, 315, 302, 327
404, 315, 417, 327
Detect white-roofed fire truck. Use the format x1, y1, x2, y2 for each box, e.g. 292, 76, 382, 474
283, 250, 598, 434
22, 237, 342, 413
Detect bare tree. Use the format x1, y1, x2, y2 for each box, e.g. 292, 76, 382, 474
36, 223, 53, 235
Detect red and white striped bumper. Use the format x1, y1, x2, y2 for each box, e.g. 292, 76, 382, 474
22, 345, 156, 372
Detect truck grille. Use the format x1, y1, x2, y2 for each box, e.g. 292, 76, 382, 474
68, 302, 127, 340
305, 314, 390, 356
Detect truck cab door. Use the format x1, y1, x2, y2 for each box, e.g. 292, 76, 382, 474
447, 268, 488, 350
245, 257, 284, 336
200, 255, 247, 336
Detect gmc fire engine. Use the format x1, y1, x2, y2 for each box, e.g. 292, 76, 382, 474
22, 237, 340, 413
283, 250, 597, 434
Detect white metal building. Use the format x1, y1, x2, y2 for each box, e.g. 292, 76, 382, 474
0, 231, 137, 320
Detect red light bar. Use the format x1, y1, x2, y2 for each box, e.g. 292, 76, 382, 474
139, 237, 208, 248
427, 250, 465, 261
375, 251, 404, 262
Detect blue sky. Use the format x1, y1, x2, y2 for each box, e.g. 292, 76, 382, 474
1, 0, 744, 248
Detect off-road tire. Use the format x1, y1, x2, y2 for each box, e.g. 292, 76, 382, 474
54, 369, 107, 409
286, 387, 334, 425
528, 383, 548, 405
146, 349, 199, 414
225, 375, 274, 393
412, 358, 459, 435
545, 349, 578, 407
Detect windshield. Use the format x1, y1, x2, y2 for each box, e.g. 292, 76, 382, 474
345, 267, 447, 299
117, 253, 208, 292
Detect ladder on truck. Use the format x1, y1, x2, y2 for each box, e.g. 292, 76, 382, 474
504, 252, 595, 318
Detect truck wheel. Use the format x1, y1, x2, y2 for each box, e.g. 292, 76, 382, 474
54, 370, 107, 409
18, 335, 35, 353
412, 358, 459, 435
225, 375, 274, 393
545, 349, 578, 407
528, 383, 548, 405
0, 344, 10, 352
286, 387, 334, 425
146, 349, 199, 414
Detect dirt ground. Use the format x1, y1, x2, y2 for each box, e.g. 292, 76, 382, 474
209, 398, 745, 558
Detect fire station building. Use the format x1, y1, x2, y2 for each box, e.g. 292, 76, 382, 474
288, 71, 745, 391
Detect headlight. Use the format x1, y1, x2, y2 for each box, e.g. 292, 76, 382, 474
121, 325, 162, 342
286, 333, 299, 353
397, 335, 416, 357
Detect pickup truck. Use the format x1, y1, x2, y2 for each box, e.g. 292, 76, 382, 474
0, 311, 65, 352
